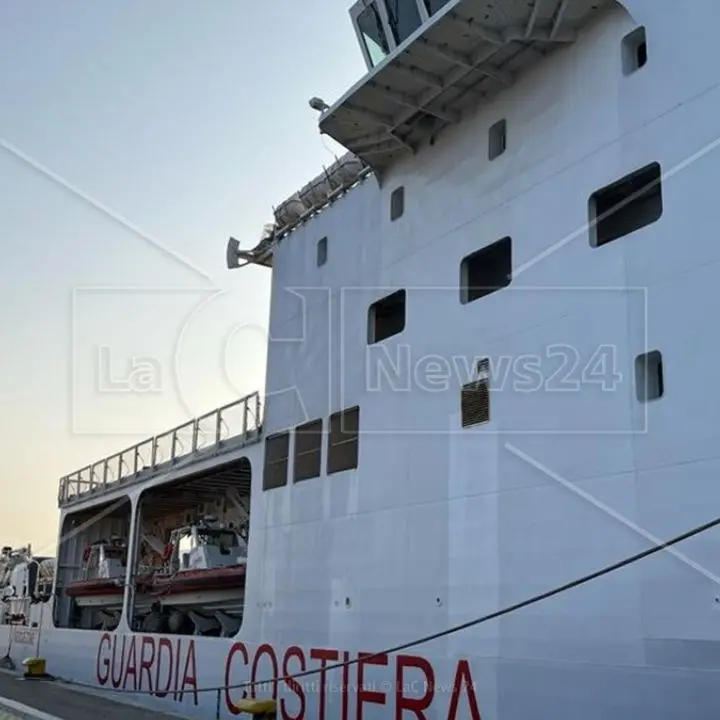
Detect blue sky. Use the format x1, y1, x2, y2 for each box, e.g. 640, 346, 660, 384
0, 0, 365, 548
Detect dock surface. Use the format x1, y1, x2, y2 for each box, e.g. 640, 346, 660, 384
0, 671, 189, 720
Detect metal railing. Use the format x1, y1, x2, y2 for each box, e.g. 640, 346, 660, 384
58, 392, 262, 507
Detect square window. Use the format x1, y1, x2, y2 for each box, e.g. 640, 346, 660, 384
460, 237, 512, 304
589, 163, 662, 247
368, 289, 406, 343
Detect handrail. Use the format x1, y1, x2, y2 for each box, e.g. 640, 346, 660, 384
58, 392, 262, 507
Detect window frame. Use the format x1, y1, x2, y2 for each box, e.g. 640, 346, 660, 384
327, 406, 360, 475
263, 431, 290, 490
293, 419, 323, 482
460, 236, 513, 304
368, 289, 407, 344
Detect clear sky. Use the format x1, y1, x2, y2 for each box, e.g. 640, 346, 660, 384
0, 0, 364, 550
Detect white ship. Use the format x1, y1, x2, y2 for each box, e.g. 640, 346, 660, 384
3, 0, 720, 717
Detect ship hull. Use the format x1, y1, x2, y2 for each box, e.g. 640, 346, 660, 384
1, 621, 720, 719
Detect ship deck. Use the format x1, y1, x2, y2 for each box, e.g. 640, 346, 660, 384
0, 671, 190, 720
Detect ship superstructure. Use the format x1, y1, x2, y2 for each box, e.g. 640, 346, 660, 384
3, 1, 720, 718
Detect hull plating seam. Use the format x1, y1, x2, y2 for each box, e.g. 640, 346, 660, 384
51, 513, 720, 696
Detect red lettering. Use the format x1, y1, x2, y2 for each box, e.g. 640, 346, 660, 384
357, 652, 388, 719
178, 639, 198, 705
154, 637, 174, 698
251, 644, 279, 700
110, 635, 125, 688
280, 647, 305, 720
173, 639, 181, 700
341, 651, 350, 720
96, 633, 111, 686
447, 660, 481, 720
224, 642, 250, 715
122, 635, 137, 691
310, 648, 339, 720
396, 655, 434, 719
139, 637, 155, 692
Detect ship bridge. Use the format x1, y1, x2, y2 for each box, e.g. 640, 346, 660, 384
320, 0, 612, 176
57, 393, 262, 508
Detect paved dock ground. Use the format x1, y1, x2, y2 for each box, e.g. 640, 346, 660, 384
0, 670, 190, 720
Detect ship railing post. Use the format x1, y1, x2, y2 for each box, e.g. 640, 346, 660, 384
172, 430, 178, 461
133, 445, 139, 475
102, 459, 108, 491
192, 419, 199, 452
255, 393, 261, 433
151, 436, 158, 469
215, 409, 223, 445
242, 398, 248, 440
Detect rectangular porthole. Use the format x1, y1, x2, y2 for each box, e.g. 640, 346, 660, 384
589, 163, 662, 247
317, 236, 328, 267
460, 237, 512, 304
390, 186, 405, 221
488, 119, 507, 160
622, 26, 647, 75
635, 350, 664, 402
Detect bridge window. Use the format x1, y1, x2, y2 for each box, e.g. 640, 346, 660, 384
635, 350, 664, 402
369, 289, 406, 343
589, 163, 662, 247
317, 237, 328, 267
460, 236, 512, 304
294, 419, 323, 482
327, 406, 360, 474
263, 432, 289, 490
385, 0, 423, 45
488, 119, 507, 160
424, 0, 452, 14
622, 27, 647, 75
357, 2, 391, 67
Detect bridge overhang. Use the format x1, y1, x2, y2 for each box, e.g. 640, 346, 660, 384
319, 0, 614, 177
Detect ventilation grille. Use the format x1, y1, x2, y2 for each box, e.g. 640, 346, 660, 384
461, 380, 490, 427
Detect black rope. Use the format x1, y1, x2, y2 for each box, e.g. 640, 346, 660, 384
56, 514, 720, 696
